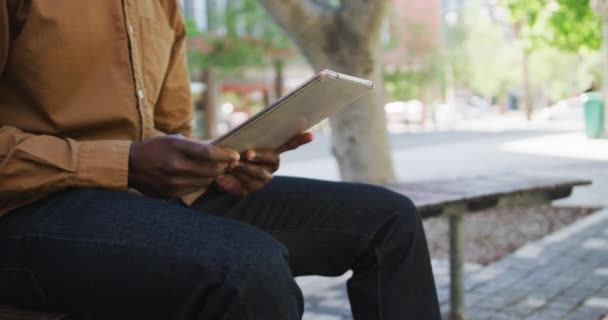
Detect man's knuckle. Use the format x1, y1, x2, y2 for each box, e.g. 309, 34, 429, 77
165, 176, 182, 188
165, 157, 181, 171
199, 145, 213, 159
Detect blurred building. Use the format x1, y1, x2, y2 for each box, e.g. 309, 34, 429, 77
383, 0, 443, 67
181, 0, 444, 70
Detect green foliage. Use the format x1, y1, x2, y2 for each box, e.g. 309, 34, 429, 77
385, 0, 603, 104
546, 0, 602, 51
462, 3, 520, 99
385, 62, 443, 101
185, 0, 294, 75
504, 0, 602, 53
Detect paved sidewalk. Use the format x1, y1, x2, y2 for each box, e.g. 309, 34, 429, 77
461, 208, 608, 320
296, 208, 608, 320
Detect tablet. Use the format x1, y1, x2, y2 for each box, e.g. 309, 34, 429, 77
211, 69, 375, 152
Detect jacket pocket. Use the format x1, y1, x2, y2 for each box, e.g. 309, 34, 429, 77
0, 265, 51, 309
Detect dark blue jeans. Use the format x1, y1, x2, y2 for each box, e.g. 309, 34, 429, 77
0, 177, 440, 319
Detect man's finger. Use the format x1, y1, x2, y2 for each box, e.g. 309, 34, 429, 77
231, 171, 266, 194
234, 163, 272, 183
277, 132, 314, 153
177, 139, 240, 163
245, 149, 280, 171
172, 158, 228, 178
234, 163, 273, 182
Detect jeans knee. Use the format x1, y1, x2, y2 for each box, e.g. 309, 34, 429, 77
369, 185, 420, 220
370, 186, 423, 237
184, 232, 303, 319
228, 234, 303, 319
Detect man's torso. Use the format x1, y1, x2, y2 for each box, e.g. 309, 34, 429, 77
0, 0, 179, 141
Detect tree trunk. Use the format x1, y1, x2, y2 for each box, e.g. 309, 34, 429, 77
258, 0, 396, 184
299, 48, 395, 184
522, 51, 533, 121
311, 59, 393, 183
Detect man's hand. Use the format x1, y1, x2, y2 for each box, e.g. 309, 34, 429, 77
128, 135, 239, 198
215, 132, 314, 195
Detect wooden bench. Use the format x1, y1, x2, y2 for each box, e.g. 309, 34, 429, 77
386, 175, 591, 320
0, 175, 591, 320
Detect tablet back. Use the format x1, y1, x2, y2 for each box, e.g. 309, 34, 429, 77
212, 70, 375, 152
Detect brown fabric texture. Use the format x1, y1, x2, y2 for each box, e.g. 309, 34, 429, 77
0, 0, 194, 216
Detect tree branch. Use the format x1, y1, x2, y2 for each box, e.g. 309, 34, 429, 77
258, 0, 337, 66
258, 0, 330, 44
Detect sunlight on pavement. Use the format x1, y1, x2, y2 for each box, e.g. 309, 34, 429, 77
502, 133, 608, 161
584, 297, 608, 309
594, 268, 608, 276
582, 238, 608, 250
513, 243, 544, 259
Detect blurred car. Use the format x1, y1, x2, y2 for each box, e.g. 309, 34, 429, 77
537, 96, 584, 121
384, 100, 424, 125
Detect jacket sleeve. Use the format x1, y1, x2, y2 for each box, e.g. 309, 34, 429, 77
0, 1, 131, 209
154, 2, 194, 138
0, 127, 131, 197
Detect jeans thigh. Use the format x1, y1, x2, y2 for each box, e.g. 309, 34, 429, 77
0, 188, 291, 318
194, 177, 420, 276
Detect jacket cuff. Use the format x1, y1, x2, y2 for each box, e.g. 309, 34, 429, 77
74, 140, 131, 191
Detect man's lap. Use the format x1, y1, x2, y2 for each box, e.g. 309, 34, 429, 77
0, 176, 419, 314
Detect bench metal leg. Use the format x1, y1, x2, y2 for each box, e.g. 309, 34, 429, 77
449, 214, 465, 320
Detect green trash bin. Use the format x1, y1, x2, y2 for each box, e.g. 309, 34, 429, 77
583, 92, 604, 139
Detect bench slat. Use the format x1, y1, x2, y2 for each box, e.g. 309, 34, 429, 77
387, 175, 590, 217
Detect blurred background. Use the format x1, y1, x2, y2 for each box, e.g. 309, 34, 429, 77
180, 0, 604, 142
177, 0, 608, 264
179, 0, 607, 185
180, 1, 608, 319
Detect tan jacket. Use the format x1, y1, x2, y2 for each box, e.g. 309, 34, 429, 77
0, 0, 193, 216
